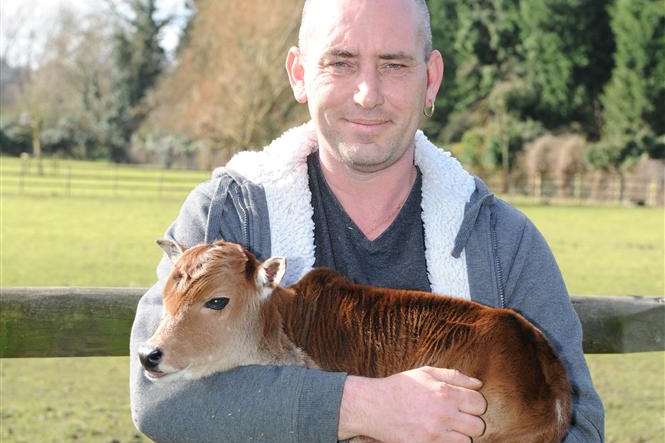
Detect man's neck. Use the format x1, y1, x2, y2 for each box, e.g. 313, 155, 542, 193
317, 146, 417, 241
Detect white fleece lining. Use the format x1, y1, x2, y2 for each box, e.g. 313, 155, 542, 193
225, 122, 475, 299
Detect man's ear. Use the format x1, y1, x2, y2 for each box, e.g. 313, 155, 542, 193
257, 257, 287, 299
285, 46, 307, 103
156, 239, 186, 264
425, 49, 444, 108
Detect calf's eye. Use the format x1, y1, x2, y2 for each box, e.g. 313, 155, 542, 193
204, 297, 230, 310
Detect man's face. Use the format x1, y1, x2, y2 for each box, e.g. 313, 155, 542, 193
288, 0, 443, 173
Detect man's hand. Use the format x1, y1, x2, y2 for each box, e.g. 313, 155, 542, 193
338, 366, 487, 443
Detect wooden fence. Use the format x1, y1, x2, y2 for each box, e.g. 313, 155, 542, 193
0, 288, 663, 358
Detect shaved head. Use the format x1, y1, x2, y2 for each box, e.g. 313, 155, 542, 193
285, 0, 445, 175
298, 0, 433, 61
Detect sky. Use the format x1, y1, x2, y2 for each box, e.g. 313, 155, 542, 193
0, 0, 190, 67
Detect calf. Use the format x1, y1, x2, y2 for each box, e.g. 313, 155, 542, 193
139, 240, 572, 442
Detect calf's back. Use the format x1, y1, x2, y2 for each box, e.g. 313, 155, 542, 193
276, 269, 572, 443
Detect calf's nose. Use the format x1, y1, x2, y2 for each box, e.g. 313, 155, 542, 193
139, 345, 163, 370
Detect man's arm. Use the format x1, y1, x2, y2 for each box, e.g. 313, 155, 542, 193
130, 180, 347, 442
500, 214, 604, 442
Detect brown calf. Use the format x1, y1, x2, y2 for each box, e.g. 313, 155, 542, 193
140, 240, 572, 442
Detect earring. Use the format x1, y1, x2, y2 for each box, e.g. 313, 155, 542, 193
423, 102, 435, 118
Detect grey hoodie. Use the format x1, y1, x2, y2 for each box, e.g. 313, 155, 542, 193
130, 164, 604, 443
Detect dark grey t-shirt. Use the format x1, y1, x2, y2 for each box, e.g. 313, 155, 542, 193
307, 153, 430, 291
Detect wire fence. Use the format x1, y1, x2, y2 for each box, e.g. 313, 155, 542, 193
483, 173, 664, 207
2, 156, 663, 206
1, 157, 209, 200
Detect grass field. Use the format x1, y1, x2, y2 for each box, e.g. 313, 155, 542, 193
1, 157, 664, 442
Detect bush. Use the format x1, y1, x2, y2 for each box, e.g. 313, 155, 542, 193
484, 116, 545, 170
41, 118, 80, 156
0, 123, 32, 156
587, 131, 664, 171
452, 127, 487, 173
131, 132, 202, 168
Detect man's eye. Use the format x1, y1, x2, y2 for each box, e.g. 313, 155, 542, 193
204, 297, 230, 310
384, 63, 406, 70
328, 61, 351, 69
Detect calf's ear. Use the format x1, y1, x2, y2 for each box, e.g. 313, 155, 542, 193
156, 239, 186, 264
257, 257, 287, 295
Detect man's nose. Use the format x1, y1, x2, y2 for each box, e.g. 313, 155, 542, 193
138, 345, 163, 370
353, 69, 384, 109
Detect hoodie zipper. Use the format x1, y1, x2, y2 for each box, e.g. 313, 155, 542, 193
231, 185, 250, 247
490, 209, 506, 308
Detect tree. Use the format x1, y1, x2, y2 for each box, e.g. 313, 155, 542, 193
10, 7, 87, 170
105, 0, 169, 162
518, 0, 614, 137
142, 0, 306, 168
0, 58, 29, 114
601, 0, 664, 142
453, 0, 523, 108
0, 4, 125, 160
429, 0, 539, 190
427, 0, 524, 142
428, 0, 615, 143
588, 0, 665, 191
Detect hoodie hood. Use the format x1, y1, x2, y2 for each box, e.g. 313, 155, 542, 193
452, 178, 496, 259
219, 122, 477, 299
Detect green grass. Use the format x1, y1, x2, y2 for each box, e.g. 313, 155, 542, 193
1, 357, 144, 443
1, 194, 183, 287
585, 353, 665, 443
1, 158, 664, 442
519, 203, 664, 297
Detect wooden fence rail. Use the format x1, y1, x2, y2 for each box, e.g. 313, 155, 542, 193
1, 288, 663, 358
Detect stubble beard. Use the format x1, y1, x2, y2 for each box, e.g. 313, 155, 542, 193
323, 129, 411, 173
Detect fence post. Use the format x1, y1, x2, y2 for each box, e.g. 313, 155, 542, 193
534, 173, 542, 200
573, 174, 582, 202
113, 165, 119, 197
647, 179, 658, 207
51, 157, 59, 175
158, 171, 164, 197
66, 166, 72, 197
19, 153, 29, 194
614, 175, 623, 203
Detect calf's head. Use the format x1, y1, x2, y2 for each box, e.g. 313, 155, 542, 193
138, 239, 285, 382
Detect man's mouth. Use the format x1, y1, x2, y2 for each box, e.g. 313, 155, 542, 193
345, 118, 389, 126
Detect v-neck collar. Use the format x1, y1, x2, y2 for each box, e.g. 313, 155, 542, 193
308, 153, 422, 249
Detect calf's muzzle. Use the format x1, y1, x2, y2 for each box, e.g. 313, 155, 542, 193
139, 345, 163, 371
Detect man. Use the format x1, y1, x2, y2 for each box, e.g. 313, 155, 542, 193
130, 0, 604, 441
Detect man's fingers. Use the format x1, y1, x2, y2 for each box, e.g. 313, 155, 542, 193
440, 430, 473, 443
453, 410, 487, 438
457, 388, 487, 416
360, 367, 488, 442
423, 366, 483, 389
